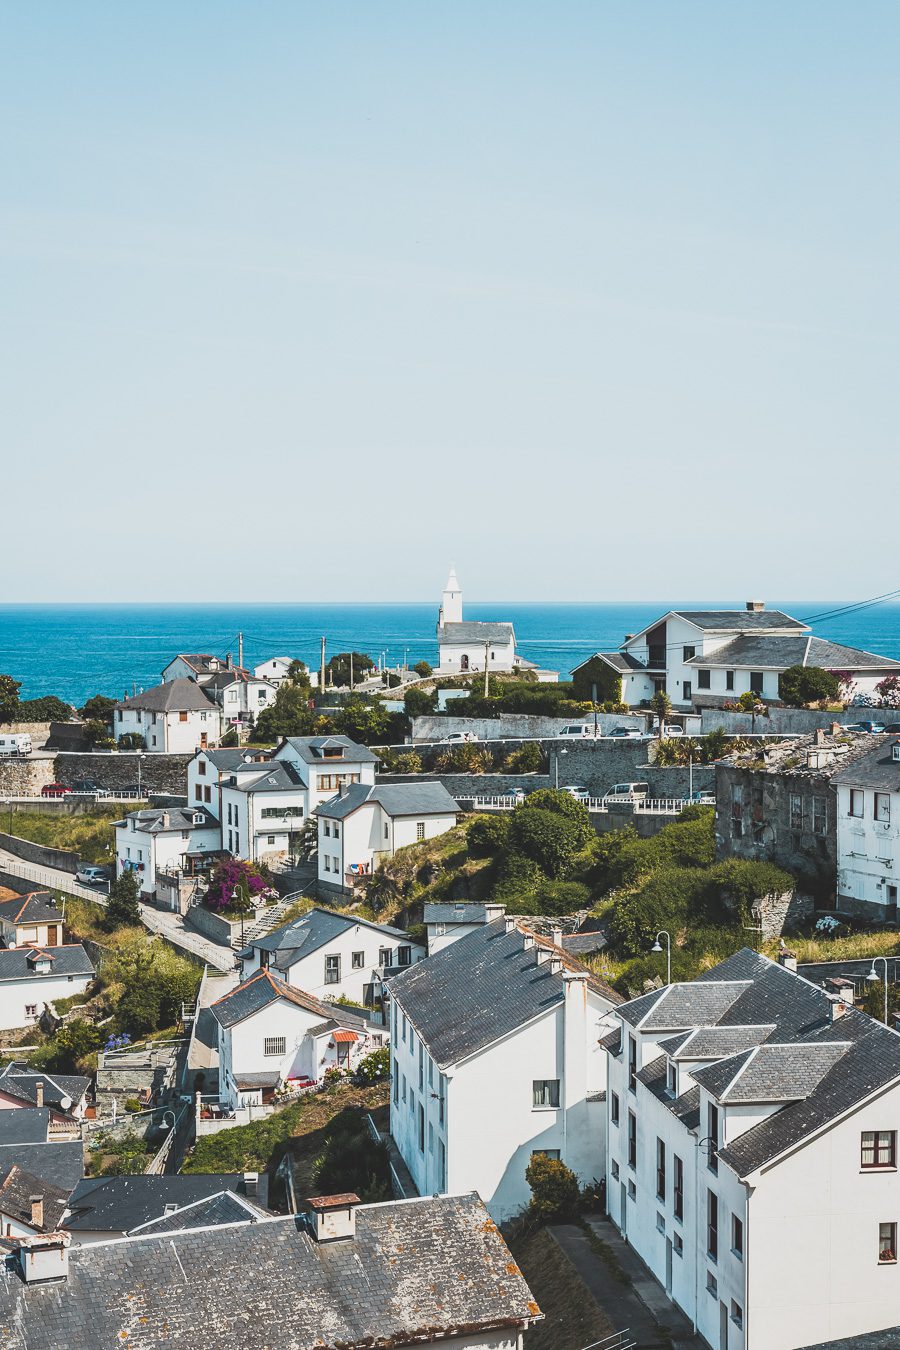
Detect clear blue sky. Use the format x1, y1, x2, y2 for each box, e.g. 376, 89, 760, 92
2, 3, 897, 602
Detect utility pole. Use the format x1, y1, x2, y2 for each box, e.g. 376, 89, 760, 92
320, 637, 326, 694
238, 632, 244, 669
483, 641, 490, 698
350, 652, 354, 690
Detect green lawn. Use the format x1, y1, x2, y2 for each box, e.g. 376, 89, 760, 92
5, 807, 125, 863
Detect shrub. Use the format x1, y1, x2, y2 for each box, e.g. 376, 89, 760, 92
606, 865, 711, 956
124, 1098, 141, 1113
779, 665, 840, 707
404, 686, 438, 718
502, 741, 545, 773
507, 809, 582, 879
105, 870, 141, 930
16, 695, 74, 722
521, 789, 593, 849
206, 858, 273, 914
314, 1108, 392, 1202
413, 660, 433, 678
30, 1019, 102, 1075
531, 880, 591, 916
117, 733, 145, 750
395, 751, 422, 774
526, 1154, 581, 1222
467, 814, 510, 858
355, 1046, 390, 1082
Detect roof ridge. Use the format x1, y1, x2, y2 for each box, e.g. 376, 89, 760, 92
719, 1045, 761, 1101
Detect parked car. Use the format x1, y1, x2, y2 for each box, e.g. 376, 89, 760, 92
0, 734, 32, 757
606, 782, 650, 799
502, 787, 526, 804
441, 732, 476, 744
75, 865, 110, 888
844, 720, 886, 735
662, 723, 685, 737
40, 783, 72, 798
557, 725, 595, 739
69, 780, 111, 797
561, 785, 590, 801
686, 790, 716, 805
606, 726, 645, 740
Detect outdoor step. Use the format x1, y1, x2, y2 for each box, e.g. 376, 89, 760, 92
230, 899, 295, 949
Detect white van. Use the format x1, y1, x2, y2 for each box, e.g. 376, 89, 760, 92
0, 734, 32, 757
606, 781, 650, 800
556, 724, 595, 739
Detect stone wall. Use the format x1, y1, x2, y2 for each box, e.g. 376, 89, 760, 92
549, 742, 715, 798
0, 757, 55, 796
714, 760, 837, 890
411, 712, 644, 742
700, 708, 892, 735
55, 752, 191, 795
0, 832, 78, 874
377, 772, 551, 798
185, 903, 264, 948
720, 886, 815, 939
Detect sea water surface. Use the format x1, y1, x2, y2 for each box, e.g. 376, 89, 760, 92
2, 601, 900, 705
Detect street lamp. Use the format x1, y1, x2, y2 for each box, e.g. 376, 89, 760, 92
867, 957, 891, 1025
651, 929, 672, 985
554, 749, 568, 790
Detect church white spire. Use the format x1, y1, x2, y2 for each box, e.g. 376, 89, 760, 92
440, 566, 463, 626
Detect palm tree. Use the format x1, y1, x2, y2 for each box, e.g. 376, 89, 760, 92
651, 689, 673, 738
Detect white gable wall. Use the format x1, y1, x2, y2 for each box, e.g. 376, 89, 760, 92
0, 970, 93, 1032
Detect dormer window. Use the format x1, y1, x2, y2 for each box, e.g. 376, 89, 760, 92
893, 743, 900, 763
322, 745, 344, 759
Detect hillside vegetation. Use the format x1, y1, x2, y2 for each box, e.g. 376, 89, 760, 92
5, 807, 124, 863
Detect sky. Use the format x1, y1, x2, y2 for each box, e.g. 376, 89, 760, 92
2, 2, 898, 603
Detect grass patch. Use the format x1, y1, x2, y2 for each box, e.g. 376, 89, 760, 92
763, 930, 900, 964
509, 1227, 617, 1350
5, 808, 125, 864
579, 1218, 629, 1284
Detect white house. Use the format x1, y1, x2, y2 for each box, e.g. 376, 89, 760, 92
316, 782, 459, 895
211, 970, 386, 1111
238, 906, 424, 1017
603, 945, 900, 1350
586, 603, 900, 711
0, 945, 94, 1032
161, 652, 230, 683
835, 736, 900, 922
220, 760, 309, 865
187, 746, 273, 819
423, 901, 508, 956
201, 668, 276, 731
114, 679, 222, 753
435, 568, 557, 681
0, 893, 65, 949
114, 805, 220, 898
272, 735, 379, 816
388, 915, 621, 1221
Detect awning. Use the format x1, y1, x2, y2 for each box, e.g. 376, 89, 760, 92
332, 1030, 359, 1044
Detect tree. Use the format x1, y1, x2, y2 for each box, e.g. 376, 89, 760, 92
413, 660, 433, 678
525, 1153, 581, 1222
285, 660, 311, 688
117, 732, 145, 750
79, 694, 116, 721
467, 814, 510, 857
521, 789, 593, 848
779, 665, 840, 707
651, 689, 672, 737
105, 870, 142, 929
326, 652, 376, 687
404, 686, 438, 718
83, 719, 115, 748
333, 698, 394, 746
0, 675, 21, 725
507, 808, 582, 878
17, 696, 75, 721
253, 681, 315, 743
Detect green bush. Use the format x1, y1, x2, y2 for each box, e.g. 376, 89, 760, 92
404, 687, 437, 718
521, 789, 593, 849
395, 751, 423, 774
779, 665, 840, 707
355, 1046, 390, 1082
502, 742, 545, 773
117, 732, 145, 750
507, 808, 582, 879
16, 695, 74, 722
124, 1098, 141, 1113
185, 1100, 305, 1173
467, 814, 510, 857
413, 660, 433, 678
29, 1019, 103, 1075
105, 870, 141, 930
526, 1153, 581, 1222
531, 880, 591, 916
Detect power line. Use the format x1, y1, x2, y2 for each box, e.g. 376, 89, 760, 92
800, 589, 900, 626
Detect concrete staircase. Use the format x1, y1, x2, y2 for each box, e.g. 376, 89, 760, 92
230, 898, 296, 950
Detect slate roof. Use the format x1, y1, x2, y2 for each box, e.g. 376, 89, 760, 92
210, 970, 375, 1033
317, 781, 458, 820
0, 1141, 84, 1193
117, 679, 218, 713
665, 1024, 774, 1061
225, 761, 306, 794
687, 634, 900, 671
62, 1174, 257, 1234
164, 653, 220, 675
423, 902, 502, 924
117, 806, 217, 834
0, 945, 94, 984
0, 1109, 49, 1145
388, 918, 620, 1069
0, 1165, 69, 1232
0, 1066, 90, 1110
0, 1192, 540, 1349
199, 748, 272, 772
251, 907, 412, 970
800, 1329, 900, 1349
0, 893, 63, 926
277, 735, 379, 764
131, 1190, 265, 1236
561, 932, 608, 956
571, 651, 647, 674
833, 738, 900, 790
671, 608, 808, 632
439, 620, 515, 643
615, 947, 900, 1179
635, 981, 753, 1033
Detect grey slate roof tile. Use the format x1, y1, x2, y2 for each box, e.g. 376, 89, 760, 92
0, 1109, 50, 1145
0, 893, 63, 926
277, 735, 379, 764
63, 1174, 256, 1233
0, 945, 94, 984
318, 781, 458, 820
117, 678, 218, 713
637, 982, 752, 1032
210, 970, 375, 1033
0, 1142, 83, 1193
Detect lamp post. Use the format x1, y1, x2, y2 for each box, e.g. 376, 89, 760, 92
651, 929, 672, 985
867, 957, 891, 1025
554, 748, 568, 790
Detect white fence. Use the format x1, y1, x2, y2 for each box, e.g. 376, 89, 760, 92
459, 794, 704, 816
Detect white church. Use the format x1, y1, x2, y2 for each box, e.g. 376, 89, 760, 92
434, 569, 558, 681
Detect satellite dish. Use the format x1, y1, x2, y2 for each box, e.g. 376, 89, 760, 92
6, 941, 16, 950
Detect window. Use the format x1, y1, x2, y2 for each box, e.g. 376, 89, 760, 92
656, 1138, 666, 1200
378, 946, 391, 967
850, 789, 865, 818
725, 669, 735, 690
24, 1004, 37, 1018
532, 1149, 561, 1162
750, 671, 764, 695
628, 1111, 637, 1169
323, 855, 330, 873
627, 1179, 636, 1200
674, 1155, 683, 1220
264, 1036, 286, 1057
323, 821, 331, 837
325, 954, 341, 984
682, 681, 692, 701
812, 795, 826, 836
179, 711, 188, 722
731, 1301, 743, 1330
418, 1041, 424, 1091
877, 793, 891, 824
666, 1061, 677, 1096
790, 793, 802, 831
384, 823, 389, 840
698, 670, 711, 690
401, 1075, 407, 1103
879, 1222, 897, 1263
708, 1103, 719, 1173
418, 1103, 425, 1152
611, 1159, 619, 1180
656, 1211, 665, 1233
416, 822, 425, 840
611, 1091, 620, 1126
683, 645, 696, 661
333, 824, 340, 839
392, 1068, 399, 1104
195, 785, 203, 802
397, 945, 412, 966
533, 1079, 560, 1108
707, 1191, 718, 1261
265, 834, 274, 844
732, 1214, 743, 1259
673, 1232, 683, 1256
628, 1036, 637, 1092
706, 1271, 717, 1298
428, 1122, 434, 1154
352, 951, 365, 969
862, 1131, 896, 1168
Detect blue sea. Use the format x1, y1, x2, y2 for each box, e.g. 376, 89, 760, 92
3, 601, 900, 705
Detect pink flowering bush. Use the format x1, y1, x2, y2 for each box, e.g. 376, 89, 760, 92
206, 858, 273, 914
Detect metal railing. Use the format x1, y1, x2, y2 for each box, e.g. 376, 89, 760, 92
0, 857, 109, 904
459, 793, 696, 816
580, 1333, 636, 1350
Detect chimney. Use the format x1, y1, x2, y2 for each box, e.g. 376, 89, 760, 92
824, 977, 855, 1005
503, 915, 517, 934
19, 1234, 69, 1284
243, 1171, 259, 1197
746, 600, 765, 613
34, 1081, 43, 1109
832, 721, 844, 738
484, 903, 507, 924
522, 932, 535, 950
306, 1193, 360, 1243
815, 728, 827, 747
161, 812, 170, 829
30, 1195, 43, 1230
549, 955, 563, 975
550, 926, 563, 947
226, 653, 233, 670
777, 948, 797, 972
828, 994, 849, 1023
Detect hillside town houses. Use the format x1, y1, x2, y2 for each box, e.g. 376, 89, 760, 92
316, 781, 459, 894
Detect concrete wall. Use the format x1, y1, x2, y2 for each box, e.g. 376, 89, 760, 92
700, 707, 891, 735
411, 713, 643, 742
377, 772, 551, 797
0, 832, 78, 874
55, 752, 191, 795
184, 903, 257, 948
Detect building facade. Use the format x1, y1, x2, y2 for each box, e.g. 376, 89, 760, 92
316, 782, 459, 895
835, 736, 900, 921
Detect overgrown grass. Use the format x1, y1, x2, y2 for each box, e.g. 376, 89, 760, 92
510, 1227, 617, 1350
762, 930, 900, 964
5, 808, 125, 863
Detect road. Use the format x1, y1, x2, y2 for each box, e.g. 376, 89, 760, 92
0, 846, 235, 972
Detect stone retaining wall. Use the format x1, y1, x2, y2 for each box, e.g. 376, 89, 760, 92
411, 712, 644, 742
55, 752, 191, 795
0, 757, 55, 796
0, 831, 78, 874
